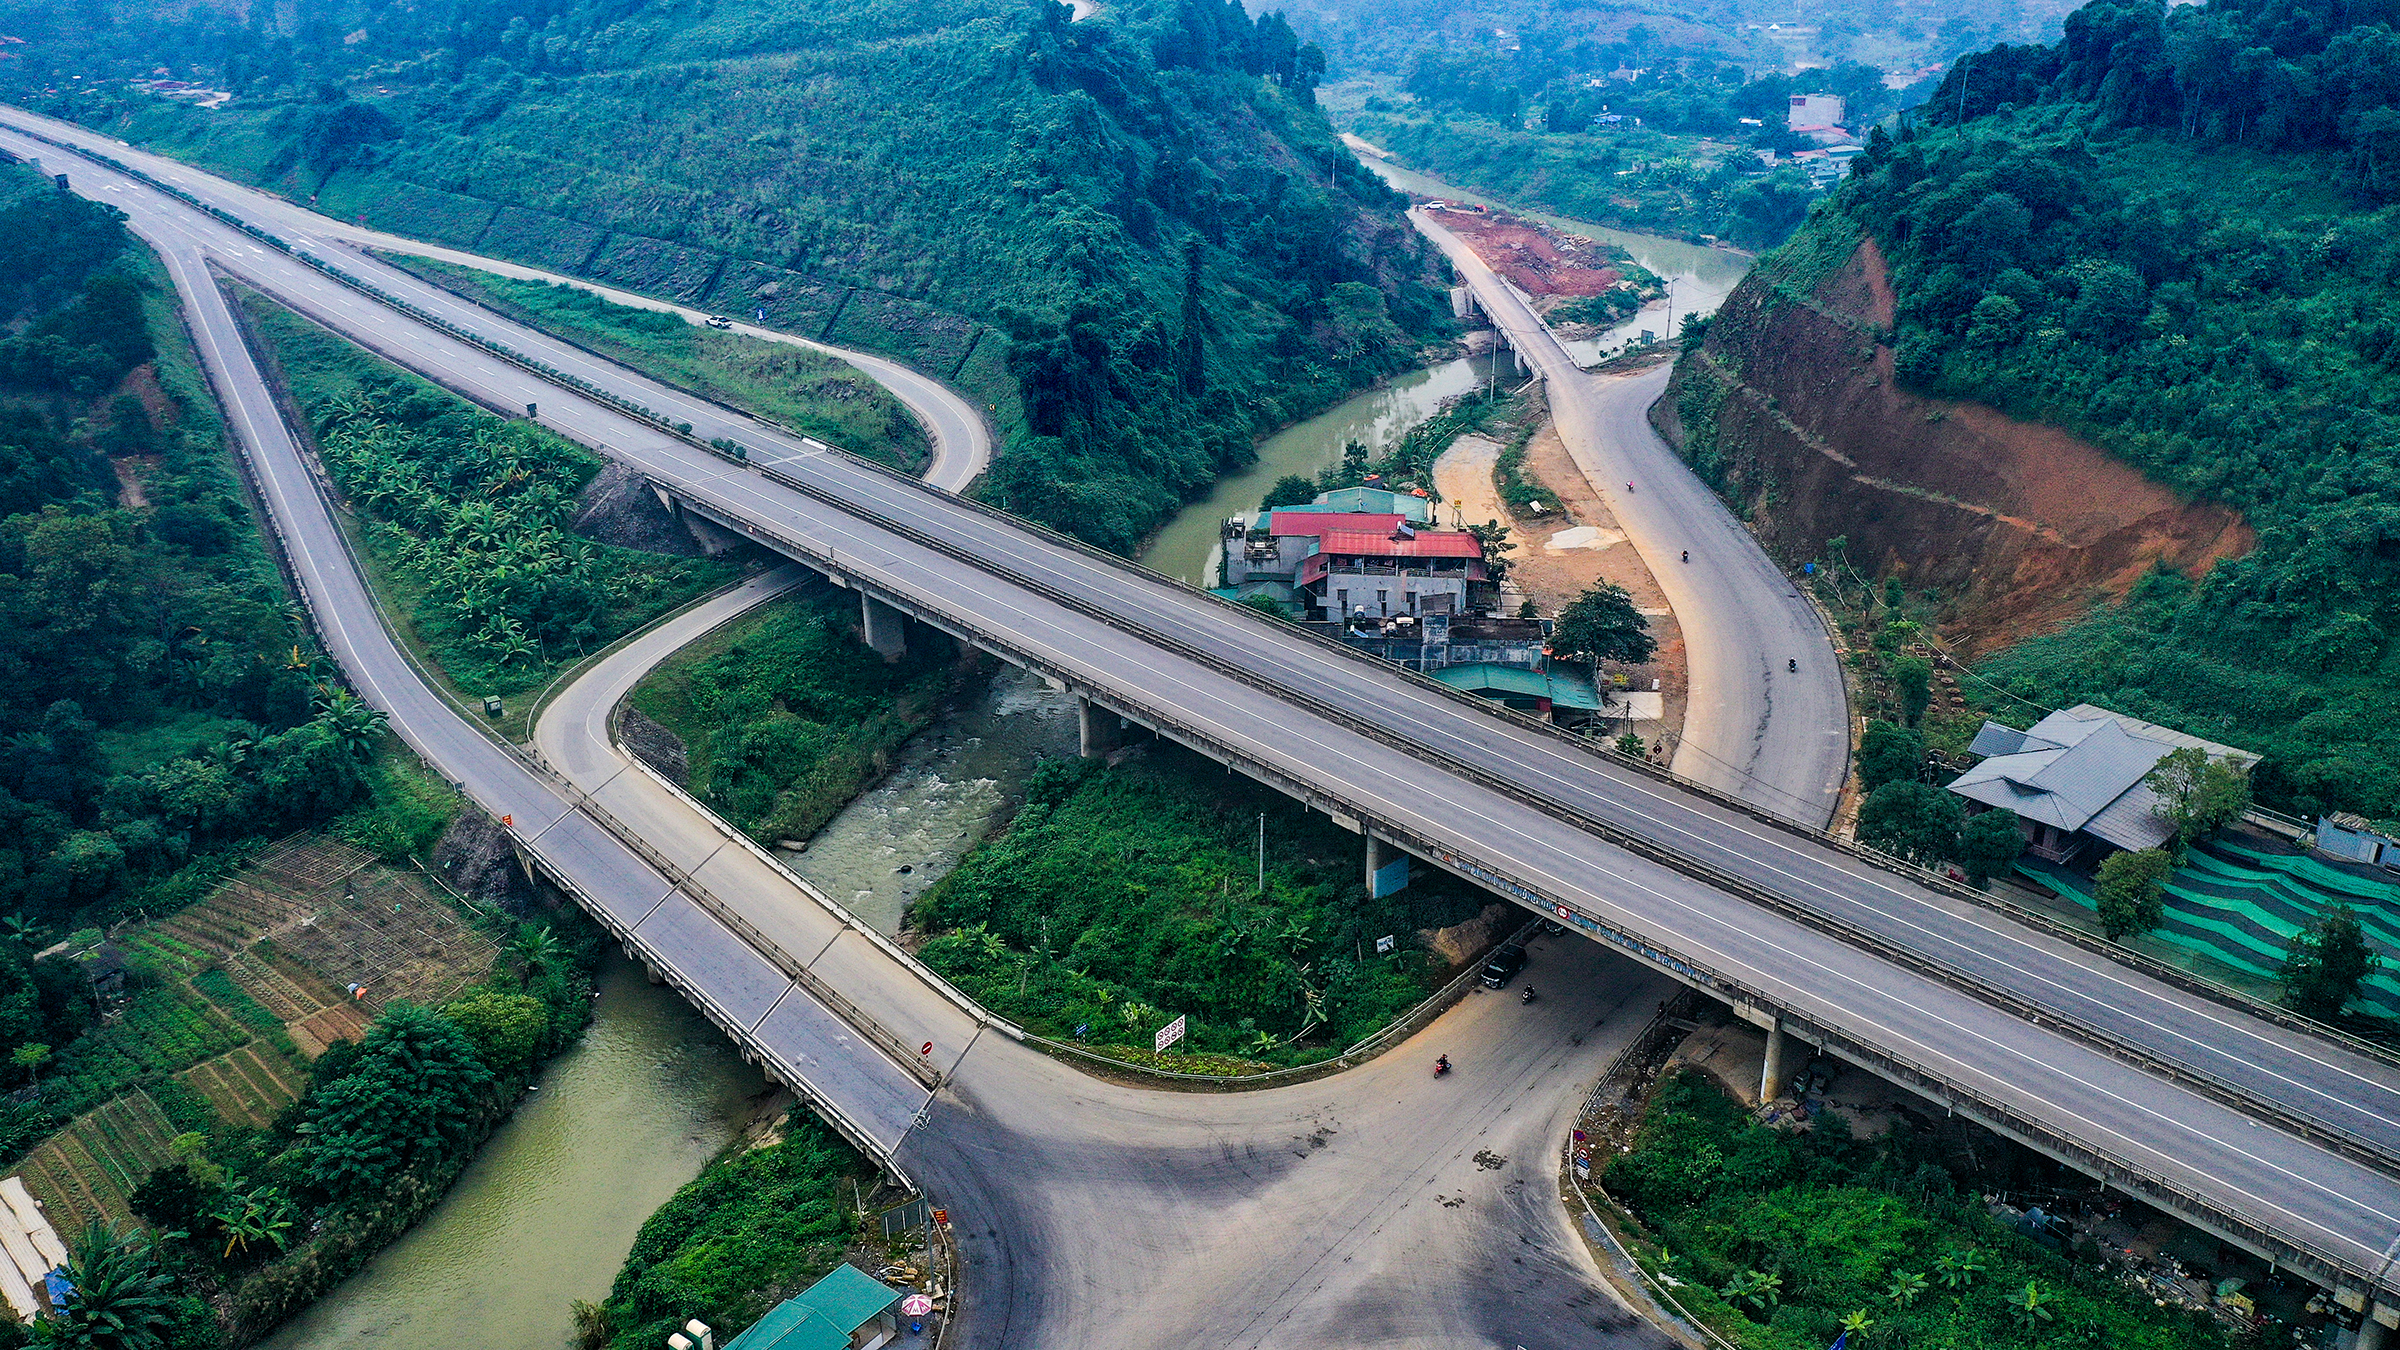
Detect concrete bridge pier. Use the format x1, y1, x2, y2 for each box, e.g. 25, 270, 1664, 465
1077, 696, 1119, 759
2354, 1304, 2397, 1350
1761, 1017, 1789, 1103
1366, 834, 1410, 897
860, 593, 907, 660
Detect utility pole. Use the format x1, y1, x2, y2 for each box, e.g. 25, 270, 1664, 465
1664, 276, 1677, 347
1257, 813, 1266, 894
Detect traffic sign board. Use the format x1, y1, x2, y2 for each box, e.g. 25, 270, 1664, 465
1154, 1014, 1187, 1054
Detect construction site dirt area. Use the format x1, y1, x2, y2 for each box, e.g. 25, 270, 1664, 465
1433, 417, 1688, 758
1420, 203, 1631, 298
1659, 237, 2253, 654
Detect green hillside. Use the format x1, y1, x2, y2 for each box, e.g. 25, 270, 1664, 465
4, 0, 1453, 553
1688, 0, 2400, 820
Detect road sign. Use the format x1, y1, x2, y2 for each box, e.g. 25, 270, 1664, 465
500, 814, 512, 827
933, 1209, 949, 1228
1374, 934, 1396, 955
1154, 1014, 1186, 1054
902, 1294, 933, 1317
920, 1041, 934, 1057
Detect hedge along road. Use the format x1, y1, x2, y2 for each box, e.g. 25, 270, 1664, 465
20, 111, 2400, 1327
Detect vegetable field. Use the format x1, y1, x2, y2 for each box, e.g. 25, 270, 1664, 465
11, 835, 500, 1233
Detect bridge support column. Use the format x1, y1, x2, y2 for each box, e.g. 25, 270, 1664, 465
2362, 1306, 2399, 1350
1761, 1018, 1789, 1104
1078, 696, 1118, 760
1366, 835, 1410, 897
644, 964, 665, 986
860, 593, 907, 661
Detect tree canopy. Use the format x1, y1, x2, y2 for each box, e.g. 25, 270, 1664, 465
1549, 581, 1657, 665
305, 1003, 494, 1200
1858, 781, 1964, 866
2095, 847, 2173, 940
2283, 904, 2379, 1021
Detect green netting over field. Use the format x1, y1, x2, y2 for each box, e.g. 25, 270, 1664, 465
2020, 843, 2400, 1015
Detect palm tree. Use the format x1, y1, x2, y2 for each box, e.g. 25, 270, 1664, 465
1721, 1269, 1783, 1316
1933, 1249, 1984, 1291
313, 690, 387, 761
511, 925, 563, 976
1885, 1270, 1927, 1308
52, 1221, 180, 1349
2010, 1281, 2055, 1327
0, 914, 49, 949
1840, 1310, 1875, 1342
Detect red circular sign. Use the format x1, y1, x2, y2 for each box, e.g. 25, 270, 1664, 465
921, 1042, 934, 1056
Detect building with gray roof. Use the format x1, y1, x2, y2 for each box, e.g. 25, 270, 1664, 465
1946, 704, 2256, 865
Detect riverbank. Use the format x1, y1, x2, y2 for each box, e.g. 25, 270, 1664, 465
1352, 149, 1751, 364
256, 956, 768, 1350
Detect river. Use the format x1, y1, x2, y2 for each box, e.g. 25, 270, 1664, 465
270, 666, 1076, 1346
1141, 158, 1752, 586
260, 957, 766, 1350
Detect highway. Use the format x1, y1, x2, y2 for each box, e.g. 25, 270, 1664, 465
16, 108, 2400, 1320
1410, 208, 1850, 826
535, 570, 1686, 1347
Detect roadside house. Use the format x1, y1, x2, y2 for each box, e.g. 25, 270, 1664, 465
1946, 704, 2258, 867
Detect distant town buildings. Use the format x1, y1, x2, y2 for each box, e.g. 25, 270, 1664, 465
1787, 92, 1846, 131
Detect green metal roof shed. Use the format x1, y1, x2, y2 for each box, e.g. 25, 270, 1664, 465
1431, 662, 1606, 712
723, 1264, 902, 1350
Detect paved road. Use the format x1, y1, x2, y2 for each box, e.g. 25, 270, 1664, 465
23, 112, 2400, 1307
534, 568, 1683, 1347
57, 151, 943, 1159
1412, 208, 1848, 826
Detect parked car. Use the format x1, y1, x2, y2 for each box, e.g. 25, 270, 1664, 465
705, 314, 734, 329
1479, 942, 1527, 989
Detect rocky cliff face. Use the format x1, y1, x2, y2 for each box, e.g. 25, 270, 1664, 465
1655, 229, 2252, 654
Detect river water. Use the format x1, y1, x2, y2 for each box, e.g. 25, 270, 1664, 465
261, 957, 766, 1350
784, 665, 1081, 935
1141, 357, 1493, 586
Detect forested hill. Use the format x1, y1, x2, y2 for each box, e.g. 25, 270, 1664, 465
1728, 0, 2400, 820
5, 0, 1453, 553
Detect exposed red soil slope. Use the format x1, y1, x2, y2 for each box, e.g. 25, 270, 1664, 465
1655, 237, 2252, 653
1423, 204, 1623, 297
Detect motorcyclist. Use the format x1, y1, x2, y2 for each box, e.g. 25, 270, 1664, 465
1788, 657, 1798, 672
1520, 985, 1539, 1004
1681, 549, 1689, 563
1436, 1054, 1451, 1074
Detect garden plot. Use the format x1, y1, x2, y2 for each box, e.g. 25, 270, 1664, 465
250, 836, 377, 895
274, 866, 496, 1009
13, 837, 499, 1229
180, 1045, 307, 1131
17, 1092, 176, 1230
